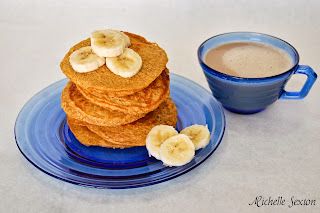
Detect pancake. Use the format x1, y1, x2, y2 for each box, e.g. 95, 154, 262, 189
67, 119, 133, 148
125, 32, 152, 45
61, 81, 147, 126
77, 69, 170, 114
61, 30, 178, 149
85, 98, 177, 146
60, 32, 168, 97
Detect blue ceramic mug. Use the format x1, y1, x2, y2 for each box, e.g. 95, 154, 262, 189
198, 32, 317, 113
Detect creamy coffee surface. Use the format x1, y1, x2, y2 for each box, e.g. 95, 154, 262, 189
204, 42, 293, 78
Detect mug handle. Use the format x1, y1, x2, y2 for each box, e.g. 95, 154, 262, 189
279, 65, 317, 99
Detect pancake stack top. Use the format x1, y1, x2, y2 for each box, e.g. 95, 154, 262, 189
60, 31, 177, 148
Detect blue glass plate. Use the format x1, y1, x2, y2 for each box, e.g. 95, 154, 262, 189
14, 74, 225, 189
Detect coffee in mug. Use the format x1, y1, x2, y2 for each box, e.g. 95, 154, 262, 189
198, 32, 317, 113
204, 42, 293, 78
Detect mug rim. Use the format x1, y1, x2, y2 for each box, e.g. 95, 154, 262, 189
198, 32, 300, 81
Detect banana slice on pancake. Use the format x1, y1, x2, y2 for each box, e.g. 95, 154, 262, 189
110, 30, 131, 47
106, 48, 143, 78
159, 134, 195, 167
91, 29, 128, 57
69, 46, 105, 73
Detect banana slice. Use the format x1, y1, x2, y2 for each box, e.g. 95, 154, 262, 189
69, 46, 105, 73
180, 124, 211, 150
91, 29, 126, 57
105, 48, 142, 78
146, 125, 178, 160
159, 134, 195, 167
110, 30, 131, 47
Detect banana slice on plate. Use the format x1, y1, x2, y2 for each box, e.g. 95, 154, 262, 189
159, 134, 195, 167
180, 124, 211, 150
69, 46, 105, 73
146, 125, 178, 160
91, 29, 127, 57
105, 48, 142, 78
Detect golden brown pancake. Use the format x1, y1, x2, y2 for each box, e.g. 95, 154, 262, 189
88, 98, 177, 146
60, 32, 168, 97
77, 69, 170, 114
68, 97, 177, 147
125, 32, 152, 45
67, 119, 132, 148
67, 116, 89, 126
61, 30, 178, 149
61, 81, 147, 126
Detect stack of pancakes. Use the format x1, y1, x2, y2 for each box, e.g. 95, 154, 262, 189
60, 32, 177, 148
